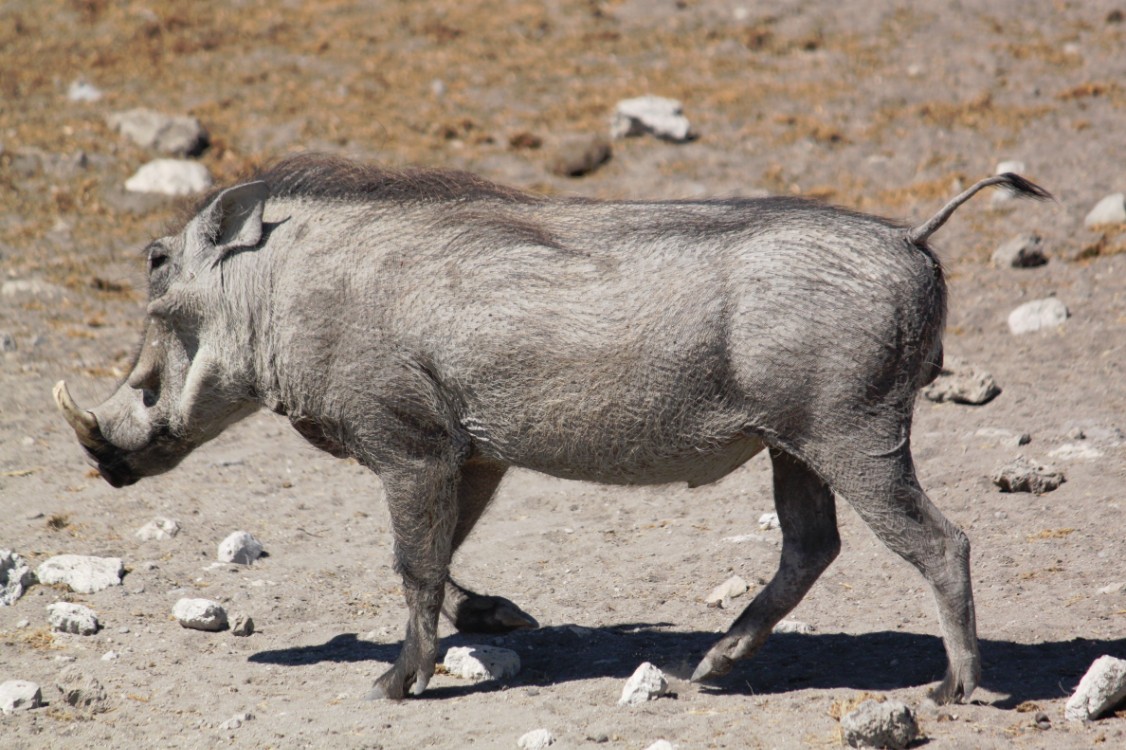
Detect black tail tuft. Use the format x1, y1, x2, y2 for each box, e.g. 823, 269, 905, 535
996, 172, 1054, 202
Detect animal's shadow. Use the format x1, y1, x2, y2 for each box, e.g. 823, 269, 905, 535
248, 624, 1126, 706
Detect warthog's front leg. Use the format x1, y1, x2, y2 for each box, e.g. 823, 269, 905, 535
365, 455, 460, 701
442, 459, 537, 634
692, 449, 840, 682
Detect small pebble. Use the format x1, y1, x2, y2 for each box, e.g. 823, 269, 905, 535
517, 728, 556, 749
618, 662, 668, 706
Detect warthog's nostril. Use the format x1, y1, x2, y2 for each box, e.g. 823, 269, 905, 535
142, 389, 158, 408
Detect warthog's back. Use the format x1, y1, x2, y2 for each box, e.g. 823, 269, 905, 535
260, 193, 942, 485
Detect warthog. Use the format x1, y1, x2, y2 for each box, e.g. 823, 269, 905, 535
55, 154, 1049, 702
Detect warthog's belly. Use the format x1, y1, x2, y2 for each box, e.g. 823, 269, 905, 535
496, 433, 766, 488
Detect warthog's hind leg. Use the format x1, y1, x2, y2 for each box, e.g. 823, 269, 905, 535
443, 459, 538, 633
692, 448, 840, 682
811, 440, 980, 704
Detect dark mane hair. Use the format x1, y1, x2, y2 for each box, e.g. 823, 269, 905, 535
251, 152, 540, 205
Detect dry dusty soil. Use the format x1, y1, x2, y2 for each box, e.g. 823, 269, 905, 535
2, 1, 1126, 748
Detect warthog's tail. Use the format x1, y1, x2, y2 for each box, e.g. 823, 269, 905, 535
907, 173, 1054, 245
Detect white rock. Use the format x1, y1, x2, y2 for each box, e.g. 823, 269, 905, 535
0, 680, 43, 714
611, 96, 694, 142
443, 645, 521, 681
517, 728, 556, 749
1084, 193, 1126, 227
1097, 582, 1126, 595
773, 619, 816, 635
973, 428, 1031, 448
1, 279, 65, 300
1049, 443, 1104, 461
758, 512, 780, 530
101, 650, 118, 661
56, 668, 109, 713
67, 80, 102, 102
231, 614, 255, 636
922, 357, 1001, 405
705, 575, 749, 608
218, 530, 264, 564
643, 742, 676, 750
220, 712, 254, 730
36, 555, 123, 594
840, 699, 919, 749
47, 602, 100, 635
125, 159, 212, 196
1065, 655, 1126, 721
135, 517, 181, 541
107, 108, 209, 155
618, 662, 668, 706
173, 598, 228, 631
1, 549, 36, 606
1008, 298, 1069, 334
992, 233, 1047, 268
991, 455, 1065, 494
723, 533, 772, 544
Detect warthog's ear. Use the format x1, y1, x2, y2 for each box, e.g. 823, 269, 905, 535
198, 181, 269, 261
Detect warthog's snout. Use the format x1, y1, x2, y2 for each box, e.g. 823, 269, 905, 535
53, 380, 138, 488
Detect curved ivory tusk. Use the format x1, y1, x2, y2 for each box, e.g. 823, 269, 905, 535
53, 380, 103, 444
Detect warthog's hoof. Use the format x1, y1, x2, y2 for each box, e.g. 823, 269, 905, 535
689, 652, 734, 683
364, 664, 430, 701
452, 594, 539, 634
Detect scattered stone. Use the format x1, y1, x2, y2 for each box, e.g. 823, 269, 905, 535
443, 645, 521, 681
840, 699, 919, 749
107, 108, 209, 156
101, 650, 119, 661
1, 549, 36, 605
758, 512, 780, 530
0, 680, 43, 714
643, 742, 675, 750
16, 618, 30, 629
220, 712, 255, 731
974, 428, 1031, 448
991, 455, 1065, 494
0, 331, 16, 352
1065, 655, 1126, 722
1049, 443, 1104, 461
36, 555, 124, 594
135, 517, 181, 541
1007, 298, 1069, 335
47, 602, 100, 635
618, 662, 668, 706
611, 96, 695, 142
67, 79, 102, 103
1084, 193, 1126, 228
1034, 711, 1052, 730
923, 357, 1001, 405
56, 667, 109, 713
517, 728, 556, 749
705, 575, 749, 608
231, 614, 255, 636
992, 233, 1047, 268
218, 531, 264, 564
1, 279, 65, 301
1097, 582, 1126, 595
549, 134, 611, 177
773, 619, 816, 635
723, 533, 773, 544
125, 159, 212, 196
173, 598, 229, 631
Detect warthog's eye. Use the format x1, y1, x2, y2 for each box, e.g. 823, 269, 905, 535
148, 251, 169, 272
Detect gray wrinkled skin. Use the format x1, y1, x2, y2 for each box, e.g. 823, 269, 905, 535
54, 154, 1050, 703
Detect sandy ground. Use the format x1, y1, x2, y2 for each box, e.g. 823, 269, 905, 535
2, 1, 1126, 748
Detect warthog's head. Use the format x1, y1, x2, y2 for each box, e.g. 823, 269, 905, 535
55, 181, 270, 487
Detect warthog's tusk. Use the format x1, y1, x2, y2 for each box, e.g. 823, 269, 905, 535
53, 380, 104, 446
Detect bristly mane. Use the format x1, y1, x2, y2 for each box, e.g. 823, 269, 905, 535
251, 152, 541, 205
